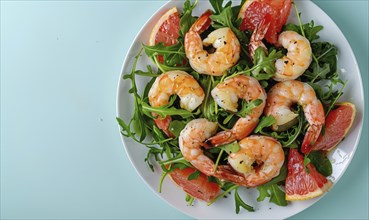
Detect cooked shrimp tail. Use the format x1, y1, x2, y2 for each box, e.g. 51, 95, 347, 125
248, 15, 271, 60
189, 9, 212, 33
301, 124, 323, 154
206, 118, 260, 147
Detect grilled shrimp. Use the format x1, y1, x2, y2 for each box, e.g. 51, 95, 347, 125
148, 71, 205, 137
264, 80, 325, 154
178, 118, 219, 177
179, 121, 284, 188
274, 31, 312, 81
218, 135, 285, 187
248, 18, 312, 80
184, 10, 241, 76
206, 75, 267, 146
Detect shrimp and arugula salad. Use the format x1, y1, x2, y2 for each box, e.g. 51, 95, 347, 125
117, 0, 356, 214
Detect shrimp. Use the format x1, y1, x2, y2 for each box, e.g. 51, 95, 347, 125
248, 19, 312, 81
178, 118, 219, 177
179, 120, 284, 187
274, 31, 312, 81
218, 135, 285, 187
264, 80, 325, 154
148, 71, 205, 137
248, 15, 271, 60
206, 75, 267, 146
184, 10, 241, 76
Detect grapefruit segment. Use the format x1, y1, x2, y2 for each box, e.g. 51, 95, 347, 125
148, 7, 181, 64
285, 149, 332, 201
149, 7, 180, 46
238, 0, 292, 44
169, 167, 220, 202
312, 102, 356, 151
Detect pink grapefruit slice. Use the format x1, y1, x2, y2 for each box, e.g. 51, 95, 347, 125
312, 102, 356, 152
169, 167, 220, 202
149, 7, 180, 46
285, 148, 332, 201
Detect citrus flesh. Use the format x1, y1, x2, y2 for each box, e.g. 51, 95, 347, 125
312, 102, 356, 151
238, 0, 292, 44
285, 148, 332, 201
148, 7, 181, 64
149, 7, 180, 46
169, 167, 220, 202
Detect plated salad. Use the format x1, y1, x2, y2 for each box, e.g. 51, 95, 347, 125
117, 0, 356, 214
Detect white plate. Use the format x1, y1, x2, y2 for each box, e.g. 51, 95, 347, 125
116, 0, 364, 219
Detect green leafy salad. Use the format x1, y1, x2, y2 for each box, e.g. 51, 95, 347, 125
117, 0, 346, 214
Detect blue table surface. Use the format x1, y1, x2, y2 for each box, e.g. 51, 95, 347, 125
1, 0, 368, 219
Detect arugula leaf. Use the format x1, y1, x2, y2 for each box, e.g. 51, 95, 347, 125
258, 164, 288, 206
210, 5, 249, 44
180, 0, 198, 36
141, 101, 197, 119
159, 154, 192, 168
143, 42, 185, 57
185, 194, 195, 206
308, 151, 332, 176
187, 169, 201, 180
199, 75, 218, 121
251, 48, 283, 79
257, 186, 270, 202
144, 146, 162, 172
269, 185, 288, 206
227, 47, 283, 80
209, 0, 224, 14
118, 48, 150, 142
303, 155, 311, 173
212, 141, 241, 171
143, 43, 191, 72
304, 42, 338, 82
168, 120, 187, 138
284, 20, 323, 42
324, 79, 346, 116
235, 188, 255, 213
237, 99, 263, 118
256, 106, 305, 148
213, 148, 224, 172
220, 141, 240, 154
254, 116, 276, 133
150, 125, 177, 163
308, 77, 346, 117
134, 65, 160, 77
256, 163, 288, 205
257, 184, 287, 206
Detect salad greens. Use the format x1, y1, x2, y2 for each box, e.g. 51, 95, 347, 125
117, 0, 344, 214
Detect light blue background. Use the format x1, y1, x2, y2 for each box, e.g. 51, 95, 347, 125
1, 0, 368, 219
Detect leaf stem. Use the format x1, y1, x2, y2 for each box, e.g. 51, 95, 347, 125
294, 3, 305, 38
325, 81, 347, 117
213, 148, 224, 172
208, 184, 239, 206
